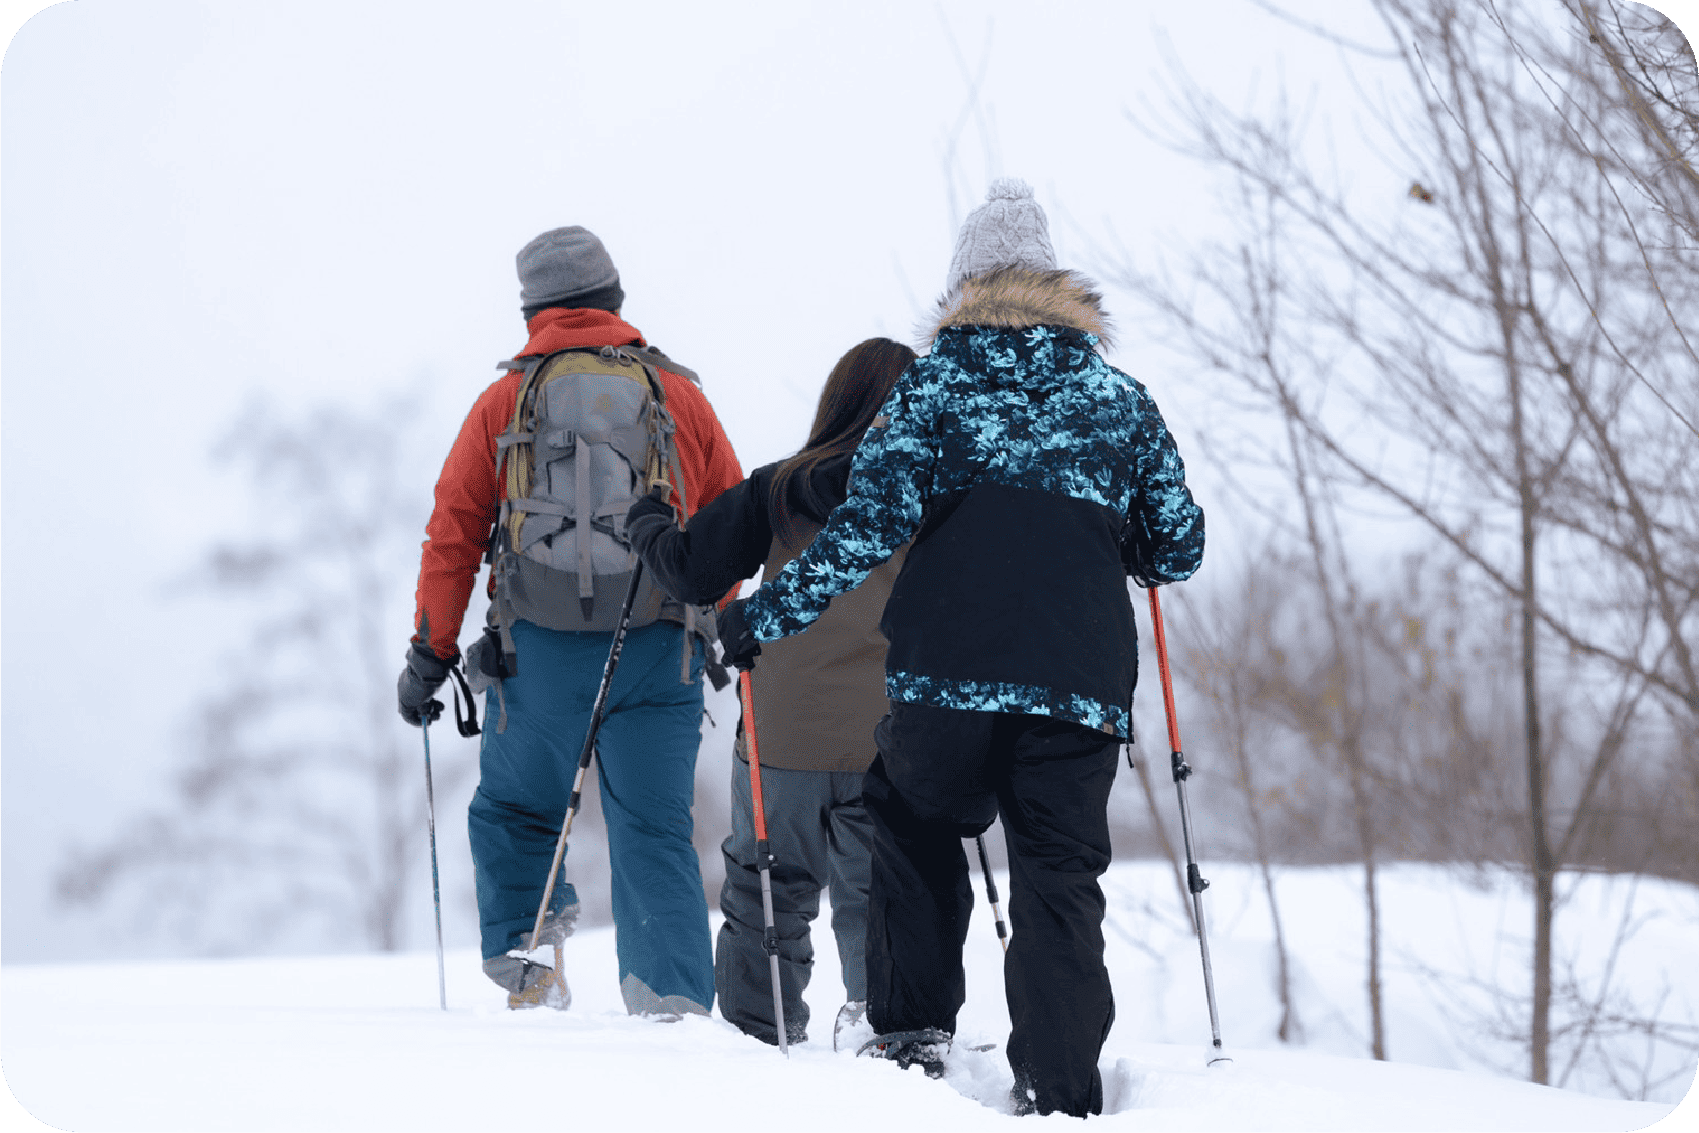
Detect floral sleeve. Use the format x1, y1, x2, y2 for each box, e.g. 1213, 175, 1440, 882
1119, 381, 1205, 586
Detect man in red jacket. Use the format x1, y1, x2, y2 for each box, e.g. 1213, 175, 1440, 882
398, 227, 743, 1015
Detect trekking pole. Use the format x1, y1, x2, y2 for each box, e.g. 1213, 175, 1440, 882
421, 717, 448, 1011
974, 835, 1008, 952
737, 668, 789, 1057
1146, 587, 1231, 1066
526, 558, 649, 952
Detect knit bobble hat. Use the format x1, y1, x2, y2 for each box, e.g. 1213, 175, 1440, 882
945, 178, 1058, 291
517, 226, 625, 318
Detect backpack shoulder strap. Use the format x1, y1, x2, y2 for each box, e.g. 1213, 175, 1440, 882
486, 355, 552, 677
494, 353, 547, 430
626, 343, 701, 388
614, 350, 689, 515
493, 353, 555, 516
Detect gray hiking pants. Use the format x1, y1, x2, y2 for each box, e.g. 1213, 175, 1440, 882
715, 756, 873, 1045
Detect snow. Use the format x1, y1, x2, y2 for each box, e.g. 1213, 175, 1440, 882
3, 863, 1691, 1131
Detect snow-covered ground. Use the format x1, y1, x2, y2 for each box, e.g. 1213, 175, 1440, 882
3, 863, 1692, 1131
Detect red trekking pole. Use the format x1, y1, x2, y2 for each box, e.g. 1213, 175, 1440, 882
738, 669, 789, 1056
1146, 587, 1230, 1066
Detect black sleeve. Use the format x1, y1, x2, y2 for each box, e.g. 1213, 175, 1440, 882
630, 467, 775, 605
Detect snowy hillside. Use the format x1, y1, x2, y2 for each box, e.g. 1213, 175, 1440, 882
3, 863, 1690, 1131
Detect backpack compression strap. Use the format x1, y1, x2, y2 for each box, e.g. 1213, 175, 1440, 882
491, 354, 550, 672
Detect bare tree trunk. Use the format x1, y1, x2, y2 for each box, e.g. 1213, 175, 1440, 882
1516, 421, 1554, 1085
1351, 764, 1386, 1060
1262, 858, 1300, 1044
1496, 238, 1554, 1083
1223, 699, 1301, 1042
1284, 410, 1388, 1060
371, 745, 409, 953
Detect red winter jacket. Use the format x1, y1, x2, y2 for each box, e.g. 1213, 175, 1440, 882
410, 308, 744, 661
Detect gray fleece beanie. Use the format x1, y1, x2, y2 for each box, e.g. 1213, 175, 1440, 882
517, 226, 625, 317
946, 178, 1058, 291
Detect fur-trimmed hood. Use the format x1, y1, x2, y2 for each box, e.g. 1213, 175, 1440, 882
922, 267, 1113, 351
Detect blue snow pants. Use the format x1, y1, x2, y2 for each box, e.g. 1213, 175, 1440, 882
468, 618, 715, 1015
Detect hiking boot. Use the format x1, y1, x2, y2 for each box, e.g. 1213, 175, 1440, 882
507, 964, 570, 1011
857, 1028, 951, 1079
618, 974, 711, 1020
833, 1000, 871, 1052
483, 944, 570, 1011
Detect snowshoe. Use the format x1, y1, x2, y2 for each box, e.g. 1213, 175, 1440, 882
832, 1000, 871, 1052
857, 1028, 952, 1079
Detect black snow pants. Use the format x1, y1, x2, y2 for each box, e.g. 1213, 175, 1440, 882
864, 701, 1120, 1118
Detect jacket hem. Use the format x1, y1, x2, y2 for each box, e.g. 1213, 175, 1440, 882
885, 669, 1128, 740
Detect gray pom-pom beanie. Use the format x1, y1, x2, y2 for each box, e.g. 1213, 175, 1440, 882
945, 178, 1057, 291
517, 226, 625, 318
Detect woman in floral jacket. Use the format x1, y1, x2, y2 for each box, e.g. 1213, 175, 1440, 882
719, 181, 1205, 1118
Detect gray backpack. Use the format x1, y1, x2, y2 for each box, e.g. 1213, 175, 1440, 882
476, 345, 721, 718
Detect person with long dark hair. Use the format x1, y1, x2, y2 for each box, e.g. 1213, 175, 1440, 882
625, 336, 918, 1048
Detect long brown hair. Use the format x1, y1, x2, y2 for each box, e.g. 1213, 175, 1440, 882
768, 337, 917, 544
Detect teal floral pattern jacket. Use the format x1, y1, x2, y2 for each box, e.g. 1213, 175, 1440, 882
743, 270, 1203, 738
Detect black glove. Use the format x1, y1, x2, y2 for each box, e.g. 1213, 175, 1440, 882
624, 487, 676, 559
717, 598, 762, 672
397, 641, 453, 727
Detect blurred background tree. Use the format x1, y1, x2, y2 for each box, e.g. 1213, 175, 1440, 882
55, 398, 465, 953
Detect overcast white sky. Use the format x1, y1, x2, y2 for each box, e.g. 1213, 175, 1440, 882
4, 0, 1696, 964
